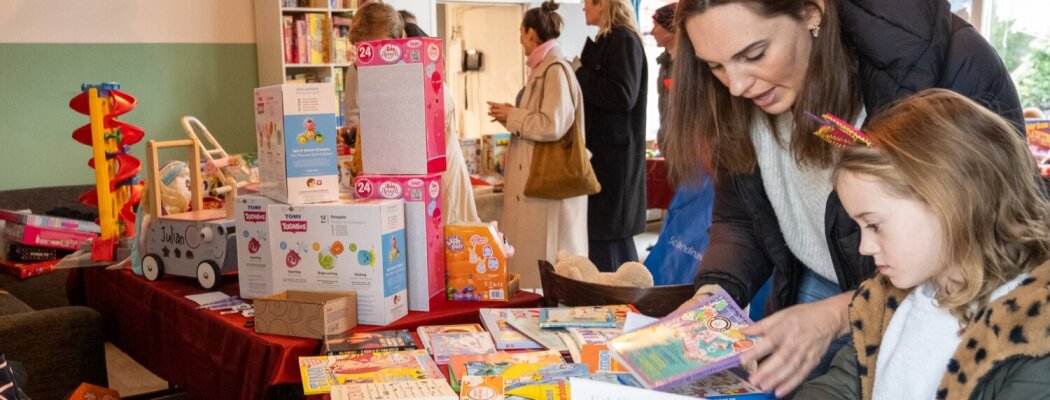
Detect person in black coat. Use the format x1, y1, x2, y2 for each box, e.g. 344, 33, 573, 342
576, 0, 648, 271
662, 0, 1024, 396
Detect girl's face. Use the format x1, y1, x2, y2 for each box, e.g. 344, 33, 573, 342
685, 2, 820, 115
837, 171, 946, 289
583, 0, 603, 26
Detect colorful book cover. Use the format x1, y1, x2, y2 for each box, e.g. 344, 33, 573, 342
417, 324, 484, 354
429, 332, 497, 365
539, 306, 617, 328
666, 368, 773, 399
329, 379, 457, 400
448, 350, 564, 392
607, 290, 759, 390
504, 316, 568, 353
459, 375, 505, 400
464, 362, 589, 400
565, 327, 627, 373
478, 308, 543, 350
298, 350, 444, 395
324, 330, 418, 355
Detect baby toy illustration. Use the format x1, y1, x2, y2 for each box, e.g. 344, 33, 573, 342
297, 118, 324, 144
389, 237, 401, 262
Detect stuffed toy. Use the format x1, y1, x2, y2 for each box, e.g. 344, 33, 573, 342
553, 251, 654, 288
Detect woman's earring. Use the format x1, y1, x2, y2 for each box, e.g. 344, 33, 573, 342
811, 26, 821, 38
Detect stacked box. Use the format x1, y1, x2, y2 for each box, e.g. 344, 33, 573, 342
254, 82, 339, 204
444, 223, 509, 302
235, 195, 278, 299
268, 199, 408, 325
356, 37, 447, 175
353, 174, 443, 311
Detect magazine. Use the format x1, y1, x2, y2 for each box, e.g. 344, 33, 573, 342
464, 362, 589, 400
478, 308, 543, 350
606, 290, 759, 390
328, 379, 456, 400
447, 350, 564, 392
459, 375, 505, 400
416, 324, 484, 354
504, 317, 569, 353
429, 332, 497, 365
324, 330, 418, 355
667, 368, 773, 399
539, 306, 617, 328
298, 350, 444, 395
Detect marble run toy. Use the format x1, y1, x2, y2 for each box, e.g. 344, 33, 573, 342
68, 82, 145, 261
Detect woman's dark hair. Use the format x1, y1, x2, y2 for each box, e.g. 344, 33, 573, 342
664, 0, 862, 183
523, 1, 563, 42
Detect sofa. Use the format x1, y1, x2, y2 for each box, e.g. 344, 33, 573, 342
0, 185, 108, 400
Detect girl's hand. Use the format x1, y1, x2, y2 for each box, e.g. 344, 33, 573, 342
486, 101, 512, 124
738, 292, 852, 397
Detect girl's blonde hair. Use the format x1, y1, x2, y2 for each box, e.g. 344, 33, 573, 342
833, 89, 1050, 325
351, 2, 403, 43
591, 0, 640, 37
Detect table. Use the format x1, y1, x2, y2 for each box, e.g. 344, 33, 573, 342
66, 267, 541, 399
646, 157, 674, 210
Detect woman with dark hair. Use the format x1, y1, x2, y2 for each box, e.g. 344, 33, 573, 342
576, 0, 648, 270
487, 1, 587, 288
666, 0, 1023, 396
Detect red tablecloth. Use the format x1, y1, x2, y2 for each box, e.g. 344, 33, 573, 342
646, 157, 674, 210
66, 268, 541, 400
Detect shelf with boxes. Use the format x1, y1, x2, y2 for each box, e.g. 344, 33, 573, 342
254, 0, 357, 126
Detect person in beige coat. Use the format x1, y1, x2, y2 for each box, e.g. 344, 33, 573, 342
488, 1, 588, 288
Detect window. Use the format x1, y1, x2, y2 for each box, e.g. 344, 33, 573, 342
977, 0, 1050, 111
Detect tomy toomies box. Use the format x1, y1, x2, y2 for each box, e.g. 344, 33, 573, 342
267, 199, 409, 325
235, 195, 278, 299
254, 82, 339, 204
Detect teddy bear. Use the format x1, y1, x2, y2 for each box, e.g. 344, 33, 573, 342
553, 251, 654, 288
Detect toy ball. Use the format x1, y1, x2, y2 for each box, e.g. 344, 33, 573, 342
280, 241, 288, 250
318, 252, 335, 270
357, 250, 373, 266
243, 230, 250, 238
312, 242, 320, 251
349, 243, 358, 252
330, 241, 344, 256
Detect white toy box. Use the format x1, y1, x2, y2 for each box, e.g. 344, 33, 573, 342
353, 174, 444, 312
254, 82, 339, 204
267, 199, 408, 326
356, 37, 447, 175
234, 195, 278, 299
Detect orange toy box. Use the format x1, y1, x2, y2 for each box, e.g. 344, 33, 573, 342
444, 223, 510, 302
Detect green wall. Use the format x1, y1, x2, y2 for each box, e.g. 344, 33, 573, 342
0, 43, 259, 190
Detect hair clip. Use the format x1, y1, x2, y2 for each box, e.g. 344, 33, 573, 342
806, 112, 874, 148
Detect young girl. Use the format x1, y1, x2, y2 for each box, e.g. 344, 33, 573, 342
796, 89, 1050, 399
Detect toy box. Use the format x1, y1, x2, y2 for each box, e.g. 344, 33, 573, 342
444, 223, 509, 302
235, 195, 278, 299
353, 174, 444, 312
355, 37, 447, 175
254, 82, 339, 204
268, 199, 409, 325
481, 133, 511, 177
254, 290, 357, 339
460, 138, 481, 175
2, 222, 97, 251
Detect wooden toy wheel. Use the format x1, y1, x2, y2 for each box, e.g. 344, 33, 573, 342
196, 260, 221, 290
142, 254, 164, 281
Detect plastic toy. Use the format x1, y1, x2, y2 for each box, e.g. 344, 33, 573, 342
139, 137, 238, 289
68, 82, 145, 261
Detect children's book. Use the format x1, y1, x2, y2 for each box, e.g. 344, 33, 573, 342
666, 368, 774, 399
447, 350, 564, 392
539, 306, 617, 328
428, 331, 497, 365
0, 259, 59, 280
416, 324, 485, 354
588, 371, 645, 387
464, 362, 589, 400
328, 379, 457, 400
324, 330, 418, 355
606, 290, 759, 390
459, 375, 505, 400
566, 327, 626, 373
478, 308, 543, 350
298, 349, 444, 395
504, 317, 569, 353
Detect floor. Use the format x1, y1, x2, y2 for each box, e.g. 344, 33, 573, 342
106, 214, 667, 396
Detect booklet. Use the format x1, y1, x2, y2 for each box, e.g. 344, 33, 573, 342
539, 306, 617, 328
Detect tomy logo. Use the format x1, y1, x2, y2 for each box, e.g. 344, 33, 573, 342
280, 220, 307, 233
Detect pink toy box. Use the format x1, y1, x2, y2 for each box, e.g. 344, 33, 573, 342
0, 209, 100, 251
353, 174, 444, 312
254, 82, 339, 204
355, 37, 447, 175
267, 199, 408, 326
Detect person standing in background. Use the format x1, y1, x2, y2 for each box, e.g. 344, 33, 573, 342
487, 1, 588, 288
652, 2, 677, 153
576, 0, 648, 271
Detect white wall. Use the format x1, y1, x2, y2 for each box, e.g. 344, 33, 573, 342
0, 0, 254, 43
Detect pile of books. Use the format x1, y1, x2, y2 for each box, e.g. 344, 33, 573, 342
0, 209, 97, 279
297, 291, 774, 399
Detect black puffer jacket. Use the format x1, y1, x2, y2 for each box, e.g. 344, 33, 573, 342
694, 0, 1025, 312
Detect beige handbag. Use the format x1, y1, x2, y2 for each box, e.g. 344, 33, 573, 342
522, 61, 601, 200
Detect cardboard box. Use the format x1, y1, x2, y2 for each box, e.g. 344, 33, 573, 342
356, 37, 447, 175
268, 199, 409, 325
353, 174, 444, 312
444, 223, 509, 302
254, 290, 357, 339
235, 195, 278, 299
254, 82, 339, 204
481, 133, 511, 177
